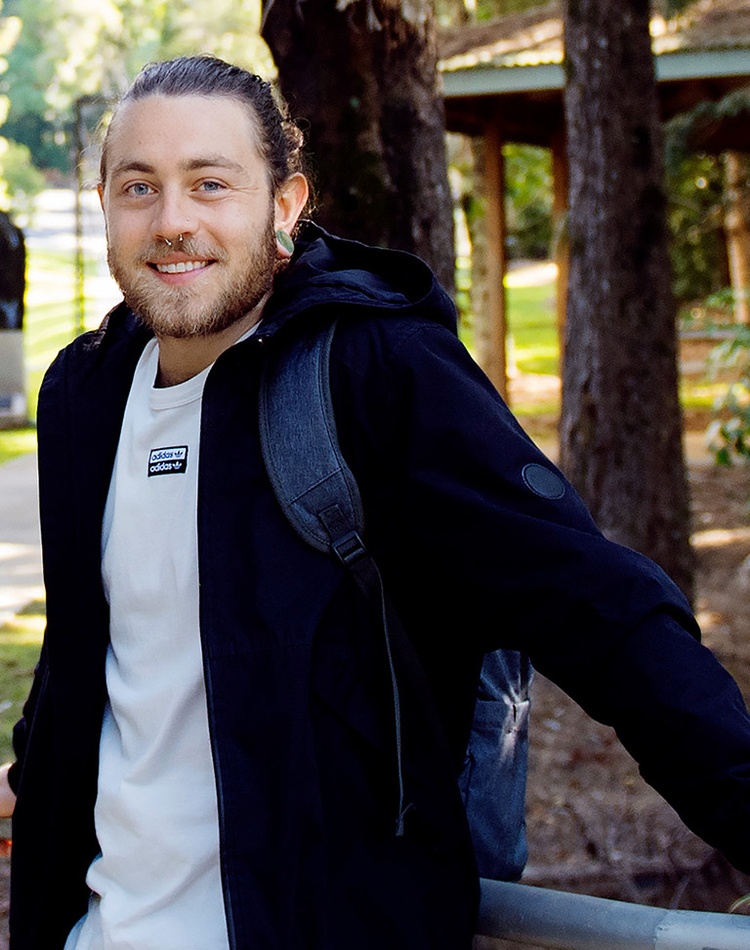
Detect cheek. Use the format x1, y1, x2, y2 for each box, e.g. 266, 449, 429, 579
104, 217, 138, 251
103, 203, 150, 246
218, 199, 274, 240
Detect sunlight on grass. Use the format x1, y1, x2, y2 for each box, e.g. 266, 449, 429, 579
0, 241, 113, 446
0, 603, 44, 765
0, 429, 36, 466
506, 278, 560, 413
505, 275, 726, 418
680, 380, 730, 410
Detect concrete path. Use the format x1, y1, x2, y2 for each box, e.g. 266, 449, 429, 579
0, 453, 42, 627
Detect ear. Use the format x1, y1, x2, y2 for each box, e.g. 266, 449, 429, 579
274, 172, 309, 237
97, 182, 105, 210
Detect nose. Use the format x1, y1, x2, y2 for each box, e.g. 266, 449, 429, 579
153, 186, 194, 245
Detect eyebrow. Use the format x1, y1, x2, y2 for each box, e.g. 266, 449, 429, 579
110, 156, 246, 177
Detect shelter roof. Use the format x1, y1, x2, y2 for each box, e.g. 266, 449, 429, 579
439, 0, 750, 142
439, 0, 750, 73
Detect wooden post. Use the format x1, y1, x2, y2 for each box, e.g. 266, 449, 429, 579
551, 125, 569, 360
482, 115, 509, 401
724, 151, 750, 325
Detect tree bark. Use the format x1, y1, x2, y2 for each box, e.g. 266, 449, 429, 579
261, 0, 455, 293
560, 0, 694, 599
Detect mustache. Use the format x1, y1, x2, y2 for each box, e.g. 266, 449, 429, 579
138, 241, 225, 263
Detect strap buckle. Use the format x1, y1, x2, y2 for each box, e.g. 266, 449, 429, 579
331, 531, 368, 569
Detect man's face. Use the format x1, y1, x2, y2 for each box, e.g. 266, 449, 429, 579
99, 94, 278, 339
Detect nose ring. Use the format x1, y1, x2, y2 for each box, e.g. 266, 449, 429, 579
164, 235, 184, 248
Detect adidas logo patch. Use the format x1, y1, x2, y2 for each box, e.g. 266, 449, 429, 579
148, 446, 188, 476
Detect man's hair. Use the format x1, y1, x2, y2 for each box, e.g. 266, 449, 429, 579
99, 55, 308, 195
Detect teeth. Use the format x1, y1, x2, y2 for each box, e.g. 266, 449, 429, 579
155, 260, 210, 274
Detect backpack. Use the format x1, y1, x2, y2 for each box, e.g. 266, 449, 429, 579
258, 319, 530, 881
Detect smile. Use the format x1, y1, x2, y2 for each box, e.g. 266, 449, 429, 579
153, 260, 211, 274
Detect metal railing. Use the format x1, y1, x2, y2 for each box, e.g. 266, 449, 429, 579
478, 878, 750, 949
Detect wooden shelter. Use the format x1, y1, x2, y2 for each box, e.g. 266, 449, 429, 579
439, 0, 750, 394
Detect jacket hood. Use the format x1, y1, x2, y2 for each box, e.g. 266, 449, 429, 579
261, 222, 458, 336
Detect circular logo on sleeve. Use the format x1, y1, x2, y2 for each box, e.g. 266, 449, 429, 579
522, 463, 566, 500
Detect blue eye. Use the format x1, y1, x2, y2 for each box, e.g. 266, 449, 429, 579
129, 182, 153, 197
200, 180, 224, 193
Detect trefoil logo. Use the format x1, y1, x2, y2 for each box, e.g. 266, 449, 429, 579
148, 446, 188, 477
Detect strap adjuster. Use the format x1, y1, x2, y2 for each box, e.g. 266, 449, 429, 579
331, 531, 368, 568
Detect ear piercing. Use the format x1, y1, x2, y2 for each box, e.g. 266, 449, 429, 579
276, 230, 294, 256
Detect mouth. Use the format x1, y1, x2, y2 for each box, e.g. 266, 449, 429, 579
151, 260, 212, 275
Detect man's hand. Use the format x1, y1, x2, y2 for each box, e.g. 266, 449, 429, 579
0, 763, 16, 818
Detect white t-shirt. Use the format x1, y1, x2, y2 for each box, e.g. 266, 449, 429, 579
66, 338, 230, 949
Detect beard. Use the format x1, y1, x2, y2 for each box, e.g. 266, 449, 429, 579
108, 221, 278, 340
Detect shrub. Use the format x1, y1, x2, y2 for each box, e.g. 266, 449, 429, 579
707, 313, 750, 466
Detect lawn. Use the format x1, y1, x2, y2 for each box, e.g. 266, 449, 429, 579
0, 603, 44, 765
23, 246, 113, 418
0, 240, 114, 463
506, 282, 559, 378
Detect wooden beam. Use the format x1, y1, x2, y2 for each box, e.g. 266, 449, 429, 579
482, 115, 509, 401
551, 125, 569, 360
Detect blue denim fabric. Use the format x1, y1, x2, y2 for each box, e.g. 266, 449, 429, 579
459, 651, 531, 881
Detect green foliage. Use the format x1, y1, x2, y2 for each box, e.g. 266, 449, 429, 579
706, 318, 750, 466
664, 91, 750, 309
0, 0, 273, 177
0, 136, 44, 220
666, 150, 728, 307
504, 144, 553, 260
436, 0, 550, 25
663, 0, 694, 14
452, 138, 553, 264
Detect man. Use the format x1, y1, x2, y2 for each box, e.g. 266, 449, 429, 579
4, 54, 750, 949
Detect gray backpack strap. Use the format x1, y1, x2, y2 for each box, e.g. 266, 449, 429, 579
259, 320, 410, 834
258, 320, 365, 556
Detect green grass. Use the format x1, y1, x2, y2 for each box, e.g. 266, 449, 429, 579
0, 603, 44, 837
23, 246, 109, 418
0, 428, 36, 466
0, 243, 111, 464
0, 601, 45, 765
507, 283, 559, 377
504, 278, 726, 417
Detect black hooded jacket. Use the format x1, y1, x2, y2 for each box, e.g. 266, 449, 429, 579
9, 224, 750, 948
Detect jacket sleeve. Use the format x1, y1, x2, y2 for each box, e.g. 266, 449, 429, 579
331, 315, 750, 875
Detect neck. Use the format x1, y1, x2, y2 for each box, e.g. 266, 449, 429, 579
154, 301, 266, 387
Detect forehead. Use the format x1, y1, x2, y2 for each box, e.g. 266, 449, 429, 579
105, 94, 265, 178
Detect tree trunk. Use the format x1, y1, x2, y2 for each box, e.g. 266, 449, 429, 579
560, 0, 694, 599
261, 0, 455, 293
